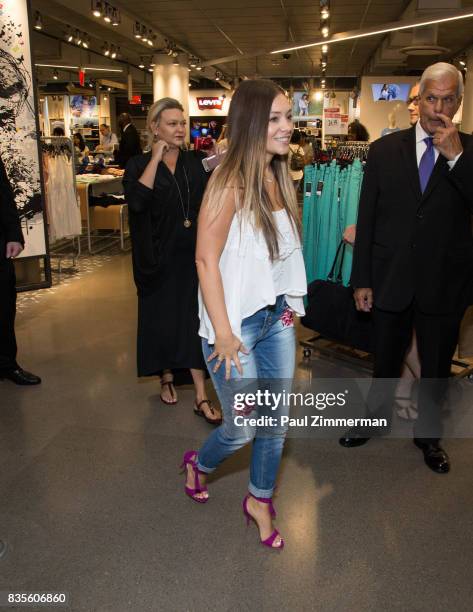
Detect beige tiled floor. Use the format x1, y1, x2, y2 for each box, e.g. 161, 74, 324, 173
1, 252, 472, 611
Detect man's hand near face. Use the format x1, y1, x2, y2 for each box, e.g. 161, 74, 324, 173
432, 113, 463, 161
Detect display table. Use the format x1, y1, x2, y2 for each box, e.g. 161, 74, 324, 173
75, 175, 128, 252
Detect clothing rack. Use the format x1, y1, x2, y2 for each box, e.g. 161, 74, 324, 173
336, 141, 370, 162
301, 136, 473, 379
41, 136, 81, 277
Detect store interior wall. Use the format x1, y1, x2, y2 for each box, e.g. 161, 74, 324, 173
360, 76, 418, 142
461, 49, 473, 134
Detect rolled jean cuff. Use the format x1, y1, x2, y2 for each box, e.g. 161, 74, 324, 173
196, 459, 216, 474
248, 482, 274, 499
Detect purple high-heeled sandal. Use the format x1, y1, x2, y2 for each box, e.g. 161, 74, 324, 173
242, 494, 284, 549
180, 450, 208, 503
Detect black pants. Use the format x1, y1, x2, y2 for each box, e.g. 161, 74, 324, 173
367, 303, 465, 442
0, 259, 17, 373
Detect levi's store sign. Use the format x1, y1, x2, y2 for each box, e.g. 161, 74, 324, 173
197, 97, 223, 110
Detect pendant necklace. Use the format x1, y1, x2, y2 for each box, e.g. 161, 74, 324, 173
171, 162, 191, 228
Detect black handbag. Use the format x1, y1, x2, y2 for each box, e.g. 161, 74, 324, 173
301, 242, 374, 352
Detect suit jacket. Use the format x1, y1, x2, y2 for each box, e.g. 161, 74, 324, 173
0, 155, 23, 264
351, 126, 473, 315
117, 124, 142, 169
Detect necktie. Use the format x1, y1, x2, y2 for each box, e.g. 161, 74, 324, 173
418, 136, 434, 193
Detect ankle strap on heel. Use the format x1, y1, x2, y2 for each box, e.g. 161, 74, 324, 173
248, 494, 276, 518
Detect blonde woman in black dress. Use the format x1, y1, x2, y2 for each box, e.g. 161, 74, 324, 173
124, 98, 221, 424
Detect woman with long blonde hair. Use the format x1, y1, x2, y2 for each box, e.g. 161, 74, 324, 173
123, 97, 221, 423
181, 80, 307, 549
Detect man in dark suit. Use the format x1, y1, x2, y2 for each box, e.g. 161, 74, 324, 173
116, 113, 142, 169
0, 155, 41, 385
340, 62, 473, 473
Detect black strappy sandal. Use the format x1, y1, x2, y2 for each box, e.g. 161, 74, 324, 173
160, 380, 178, 405
194, 399, 222, 425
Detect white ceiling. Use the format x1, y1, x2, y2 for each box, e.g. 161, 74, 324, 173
31, 0, 473, 85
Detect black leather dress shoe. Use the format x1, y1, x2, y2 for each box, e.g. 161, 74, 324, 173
339, 431, 370, 448
414, 439, 450, 474
1, 368, 42, 386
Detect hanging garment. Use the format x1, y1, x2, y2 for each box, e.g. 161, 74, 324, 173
302, 156, 364, 288
44, 152, 81, 242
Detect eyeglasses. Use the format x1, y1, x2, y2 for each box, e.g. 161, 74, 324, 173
407, 96, 419, 105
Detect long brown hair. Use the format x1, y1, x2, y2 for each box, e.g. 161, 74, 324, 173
203, 79, 301, 260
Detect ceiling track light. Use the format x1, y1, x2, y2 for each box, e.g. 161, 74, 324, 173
75, 30, 82, 46
322, 44, 328, 53
321, 24, 330, 38
91, 0, 103, 17
111, 8, 120, 26
273, 9, 473, 54
320, 0, 330, 20
53, 69, 58, 80
139, 57, 145, 69
34, 11, 43, 30
82, 34, 90, 49
134, 21, 153, 45
102, 43, 110, 56
103, 2, 113, 23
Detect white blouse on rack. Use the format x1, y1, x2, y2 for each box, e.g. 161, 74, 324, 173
198, 208, 307, 344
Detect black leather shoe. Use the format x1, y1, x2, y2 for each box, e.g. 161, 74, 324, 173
413, 439, 450, 474
1, 367, 41, 386
339, 430, 370, 448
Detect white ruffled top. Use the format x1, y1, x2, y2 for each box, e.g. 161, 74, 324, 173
198, 208, 307, 343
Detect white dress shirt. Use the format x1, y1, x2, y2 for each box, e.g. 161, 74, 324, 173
99, 131, 118, 150
415, 120, 462, 169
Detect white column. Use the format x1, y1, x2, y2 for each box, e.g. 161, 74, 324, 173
152, 54, 189, 119
461, 49, 473, 134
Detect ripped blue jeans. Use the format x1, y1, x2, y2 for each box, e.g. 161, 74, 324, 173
197, 295, 296, 498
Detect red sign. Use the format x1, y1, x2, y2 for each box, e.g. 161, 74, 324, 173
129, 95, 142, 105
197, 97, 223, 111
79, 70, 85, 87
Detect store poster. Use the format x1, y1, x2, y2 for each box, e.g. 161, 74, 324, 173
292, 92, 323, 120
0, 0, 47, 257
324, 108, 349, 135
70, 95, 98, 127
